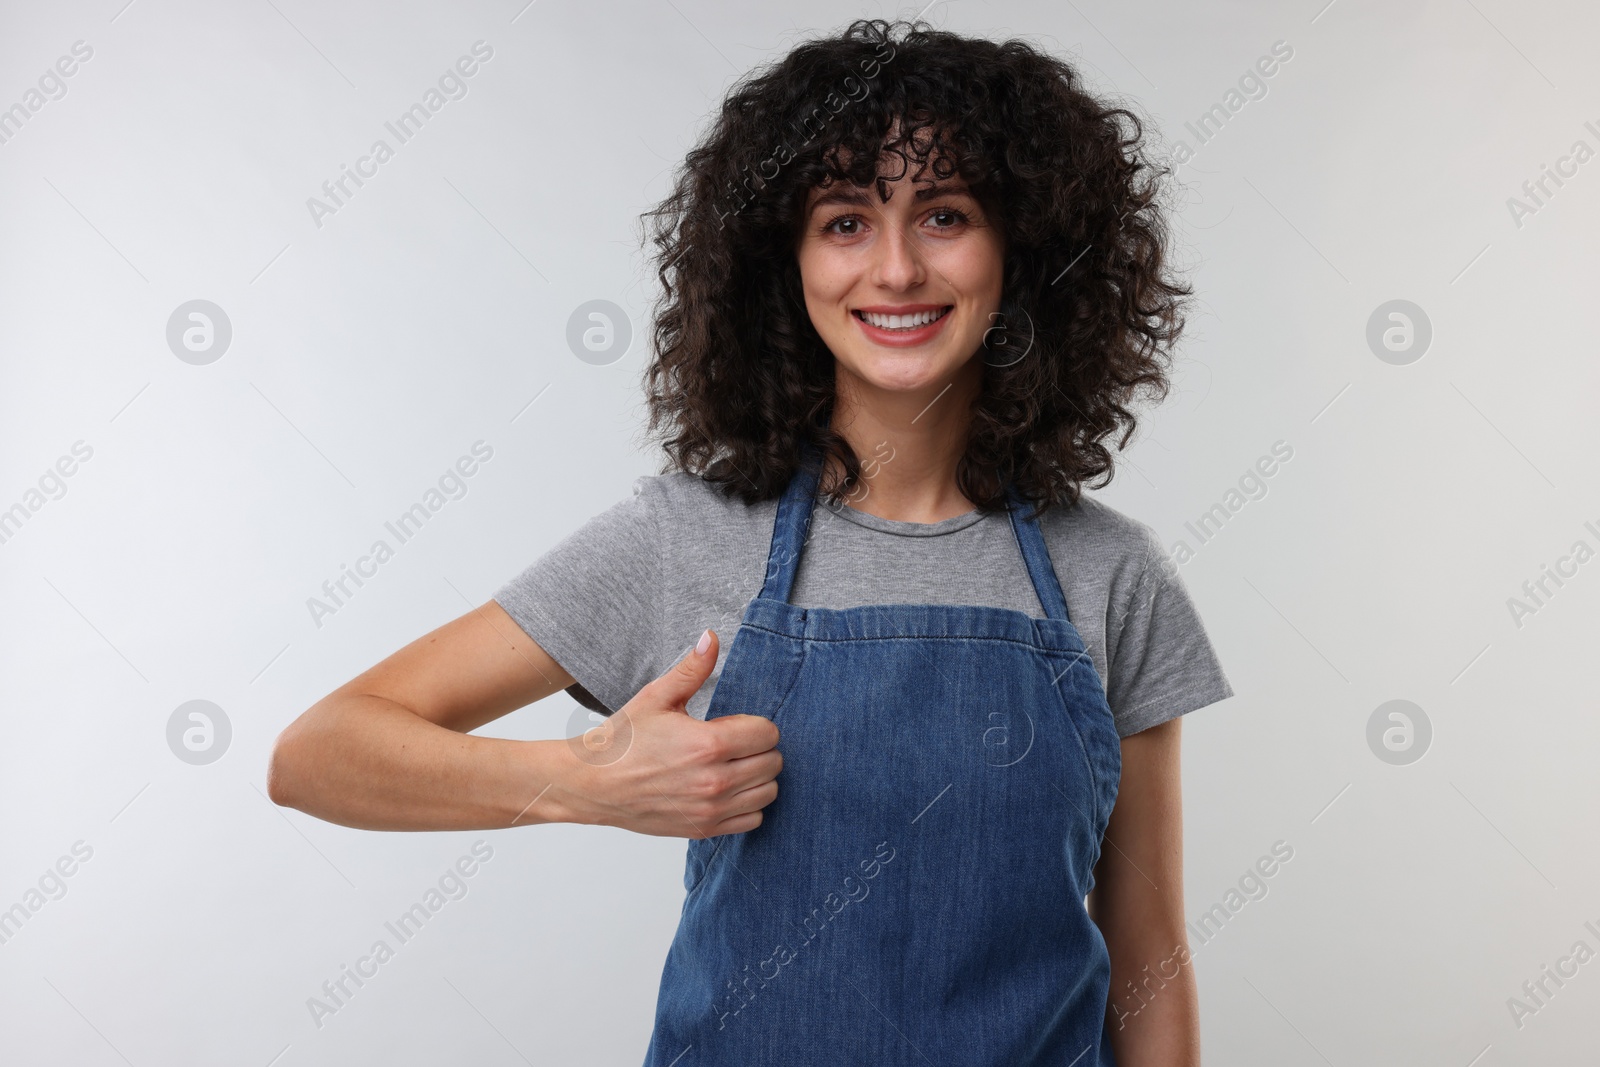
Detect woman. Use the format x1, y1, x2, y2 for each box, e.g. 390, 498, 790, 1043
269, 18, 1230, 1066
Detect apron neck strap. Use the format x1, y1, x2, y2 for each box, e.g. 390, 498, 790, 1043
755, 443, 825, 604
1003, 483, 1071, 622
755, 441, 1073, 623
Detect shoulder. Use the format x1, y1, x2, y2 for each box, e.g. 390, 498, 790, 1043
632, 469, 753, 508
626, 471, 780, 575
628, 470, 776, 528
1035, 492, 1166, 584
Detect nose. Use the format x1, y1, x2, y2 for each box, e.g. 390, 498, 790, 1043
868, 210, 926, 292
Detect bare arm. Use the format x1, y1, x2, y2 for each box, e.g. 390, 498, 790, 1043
267, 600, 583, 831
1089, 717, 1200, 1066
267, 605, 783, 838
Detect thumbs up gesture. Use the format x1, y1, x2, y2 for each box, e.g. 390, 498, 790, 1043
566, 629, 783, 839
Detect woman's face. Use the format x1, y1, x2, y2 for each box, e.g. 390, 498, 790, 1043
795, 151, 1004, 404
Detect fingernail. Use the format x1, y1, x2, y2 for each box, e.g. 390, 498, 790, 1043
695, 629, 711, 656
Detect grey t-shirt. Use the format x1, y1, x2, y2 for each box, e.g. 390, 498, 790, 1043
493, 471, 1233, 737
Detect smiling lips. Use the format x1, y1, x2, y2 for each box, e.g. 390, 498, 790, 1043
852, 304, 954, 346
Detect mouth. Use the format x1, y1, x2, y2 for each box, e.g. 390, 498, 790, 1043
851, 304, 954, 346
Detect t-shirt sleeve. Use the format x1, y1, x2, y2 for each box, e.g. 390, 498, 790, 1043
1105, 523, 1234, 737
491, 476, 663, 717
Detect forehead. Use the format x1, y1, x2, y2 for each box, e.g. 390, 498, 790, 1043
803, 175, 975, 213
803, 123, 971, 208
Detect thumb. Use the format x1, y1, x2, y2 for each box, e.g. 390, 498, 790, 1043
646, 628, 719, 712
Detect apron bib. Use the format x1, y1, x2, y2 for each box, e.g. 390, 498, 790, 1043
643, 444, 1122, 1066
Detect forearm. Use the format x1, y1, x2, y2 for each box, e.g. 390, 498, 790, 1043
1104, 934, 1200, 1066
268, 694, 585, 831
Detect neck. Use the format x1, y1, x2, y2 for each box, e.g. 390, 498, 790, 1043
825, 357, 981, 524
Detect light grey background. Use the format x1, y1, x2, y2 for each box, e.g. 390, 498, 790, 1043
2, 0, 1595, 1063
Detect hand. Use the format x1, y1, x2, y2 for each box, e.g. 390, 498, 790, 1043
568, 629, 782, 839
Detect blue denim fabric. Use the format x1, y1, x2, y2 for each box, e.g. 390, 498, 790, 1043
644, 444, 1122, 1066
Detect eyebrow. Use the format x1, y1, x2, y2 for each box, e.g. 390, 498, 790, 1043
805, 181, 974, 215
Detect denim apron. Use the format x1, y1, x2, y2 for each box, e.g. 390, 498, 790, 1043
643, 444, 1122, 1066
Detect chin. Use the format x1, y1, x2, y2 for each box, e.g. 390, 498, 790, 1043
851, 360, 958, 393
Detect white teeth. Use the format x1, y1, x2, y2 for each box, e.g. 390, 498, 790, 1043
859, 307, 948, 329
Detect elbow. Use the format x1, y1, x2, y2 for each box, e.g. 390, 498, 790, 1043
265, 723, 307, 809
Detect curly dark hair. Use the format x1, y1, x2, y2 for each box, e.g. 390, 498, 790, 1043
636, 17, 1190, 516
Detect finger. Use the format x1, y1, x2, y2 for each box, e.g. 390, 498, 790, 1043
707, 713, 782, 760
640, 628, 719, 713
721, 747, 783, 792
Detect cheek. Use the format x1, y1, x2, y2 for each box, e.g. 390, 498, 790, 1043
958, 236, 1006, 297
800, 272, 864, 345
805, 248, 857, 292
797, 250, 842, 306
801, 285, 849, 340
924, 233, 1001, 300
945, 251, 1004, 319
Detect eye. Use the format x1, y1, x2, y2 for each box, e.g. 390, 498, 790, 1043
817, 205, 972, 238
927, 207, 971, 230
821, 213, 864, 236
